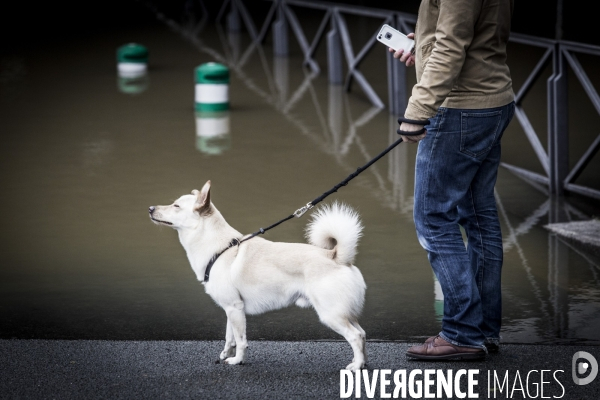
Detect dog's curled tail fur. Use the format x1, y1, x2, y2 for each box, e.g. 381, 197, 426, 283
305, 202, 363, 266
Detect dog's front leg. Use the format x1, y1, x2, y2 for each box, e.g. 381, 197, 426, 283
222, 301, 247, 365
219, 317, 237, 360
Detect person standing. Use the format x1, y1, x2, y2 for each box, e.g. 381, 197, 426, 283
391, 0, 516, 360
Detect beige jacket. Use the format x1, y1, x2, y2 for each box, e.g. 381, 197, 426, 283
405, 0, 515, 121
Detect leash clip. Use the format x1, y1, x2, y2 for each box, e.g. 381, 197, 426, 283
294, 203, 313, 218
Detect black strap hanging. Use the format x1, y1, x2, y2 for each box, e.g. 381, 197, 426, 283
397, 116, 429, 136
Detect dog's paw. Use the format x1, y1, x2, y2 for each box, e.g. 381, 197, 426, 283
223, 356, 244, 365
220, 347, 236, 360
345, 361, 365, 371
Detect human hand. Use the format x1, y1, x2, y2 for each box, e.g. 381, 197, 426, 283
398, 121, 426, 143
389, 33, 415, 67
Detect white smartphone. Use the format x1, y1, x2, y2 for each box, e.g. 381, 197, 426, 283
376, 24, 415, 54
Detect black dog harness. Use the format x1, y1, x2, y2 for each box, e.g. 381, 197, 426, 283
203, 238, 241, 283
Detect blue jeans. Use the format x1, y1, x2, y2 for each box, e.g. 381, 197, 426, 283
413, 102, 515, 349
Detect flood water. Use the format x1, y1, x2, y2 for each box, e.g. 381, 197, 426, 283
1, 3, 599, 345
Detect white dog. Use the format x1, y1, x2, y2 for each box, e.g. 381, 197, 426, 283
149, 181, 367, 370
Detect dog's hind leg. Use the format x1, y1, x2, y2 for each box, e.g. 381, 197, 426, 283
222, 301, 247, 365
318, 313, 366, 371
220, 318, 237, 360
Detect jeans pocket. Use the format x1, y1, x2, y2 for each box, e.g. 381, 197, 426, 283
460, 110, 503, 159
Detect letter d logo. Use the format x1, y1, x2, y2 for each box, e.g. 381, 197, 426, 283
572, 351, 598, 385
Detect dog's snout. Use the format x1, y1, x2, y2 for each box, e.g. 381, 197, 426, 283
149, 206, 155, 214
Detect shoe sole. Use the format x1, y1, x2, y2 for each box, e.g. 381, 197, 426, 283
406, 352, 486, 361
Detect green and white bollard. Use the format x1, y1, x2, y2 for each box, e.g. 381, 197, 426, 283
117, 43, 149, 78
195, 62, 229, 111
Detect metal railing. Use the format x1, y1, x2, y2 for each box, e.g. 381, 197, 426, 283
212, 0, 600, 200
216, 0, 416, 113
501, 35, 600, 200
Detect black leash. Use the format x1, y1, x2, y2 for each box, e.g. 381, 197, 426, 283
239, 117, 428, 244
202, 118, 428, 283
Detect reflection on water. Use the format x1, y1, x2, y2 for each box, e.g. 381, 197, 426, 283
117, 71, 149, 95
433, 275, 444, 323
498, 196, 600, 344
195, 111, 231, 155
0, 6, 598, 344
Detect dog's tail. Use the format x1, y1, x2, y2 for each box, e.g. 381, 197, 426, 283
305, 202, 363, 266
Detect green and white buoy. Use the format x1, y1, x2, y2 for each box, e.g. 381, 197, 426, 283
117, 43, 149, 78
195, 62, 229, 111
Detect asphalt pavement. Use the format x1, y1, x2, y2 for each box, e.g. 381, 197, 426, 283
1, 340, 599, 399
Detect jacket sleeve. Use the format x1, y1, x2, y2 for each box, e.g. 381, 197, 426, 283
404, 0, 482, 120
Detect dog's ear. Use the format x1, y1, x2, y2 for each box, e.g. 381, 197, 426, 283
192, 180, 211, 214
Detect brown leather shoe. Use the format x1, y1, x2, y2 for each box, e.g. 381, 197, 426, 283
424, 335, 437, 344
407, 335, 486, 360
